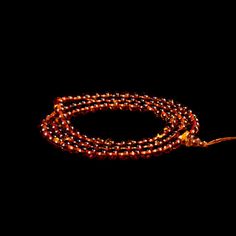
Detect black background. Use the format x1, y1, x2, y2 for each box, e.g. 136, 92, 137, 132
5, 4, 236, 230
14, 5, 235, 186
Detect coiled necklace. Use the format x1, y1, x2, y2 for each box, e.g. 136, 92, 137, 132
40, 93, 236, 160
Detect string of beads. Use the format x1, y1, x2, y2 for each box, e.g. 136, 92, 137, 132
40, 93, 235, 160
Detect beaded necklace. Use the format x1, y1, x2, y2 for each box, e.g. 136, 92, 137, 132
40, 93, 236, 160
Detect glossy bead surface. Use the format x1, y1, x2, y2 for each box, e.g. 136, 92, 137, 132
41, 93, 201, 160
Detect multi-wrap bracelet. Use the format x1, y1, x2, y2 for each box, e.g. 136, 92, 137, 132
40, 93, 236, 160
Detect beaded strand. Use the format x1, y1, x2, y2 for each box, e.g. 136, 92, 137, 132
40, 93, 236, 160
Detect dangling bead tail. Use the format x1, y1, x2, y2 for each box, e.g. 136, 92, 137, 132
180, 131, 236, 148
206, 137, 236, 146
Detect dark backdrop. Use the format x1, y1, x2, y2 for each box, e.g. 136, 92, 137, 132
16, 7, 235, 183
5, 6, 236, 230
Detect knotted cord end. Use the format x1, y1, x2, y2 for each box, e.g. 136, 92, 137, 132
180, 131, 236, 148
180, 131, 208, 147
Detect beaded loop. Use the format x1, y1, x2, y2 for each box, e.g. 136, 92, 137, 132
40, 93, 204, 160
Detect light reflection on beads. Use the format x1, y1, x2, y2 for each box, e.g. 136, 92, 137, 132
40, 93, 202, 160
